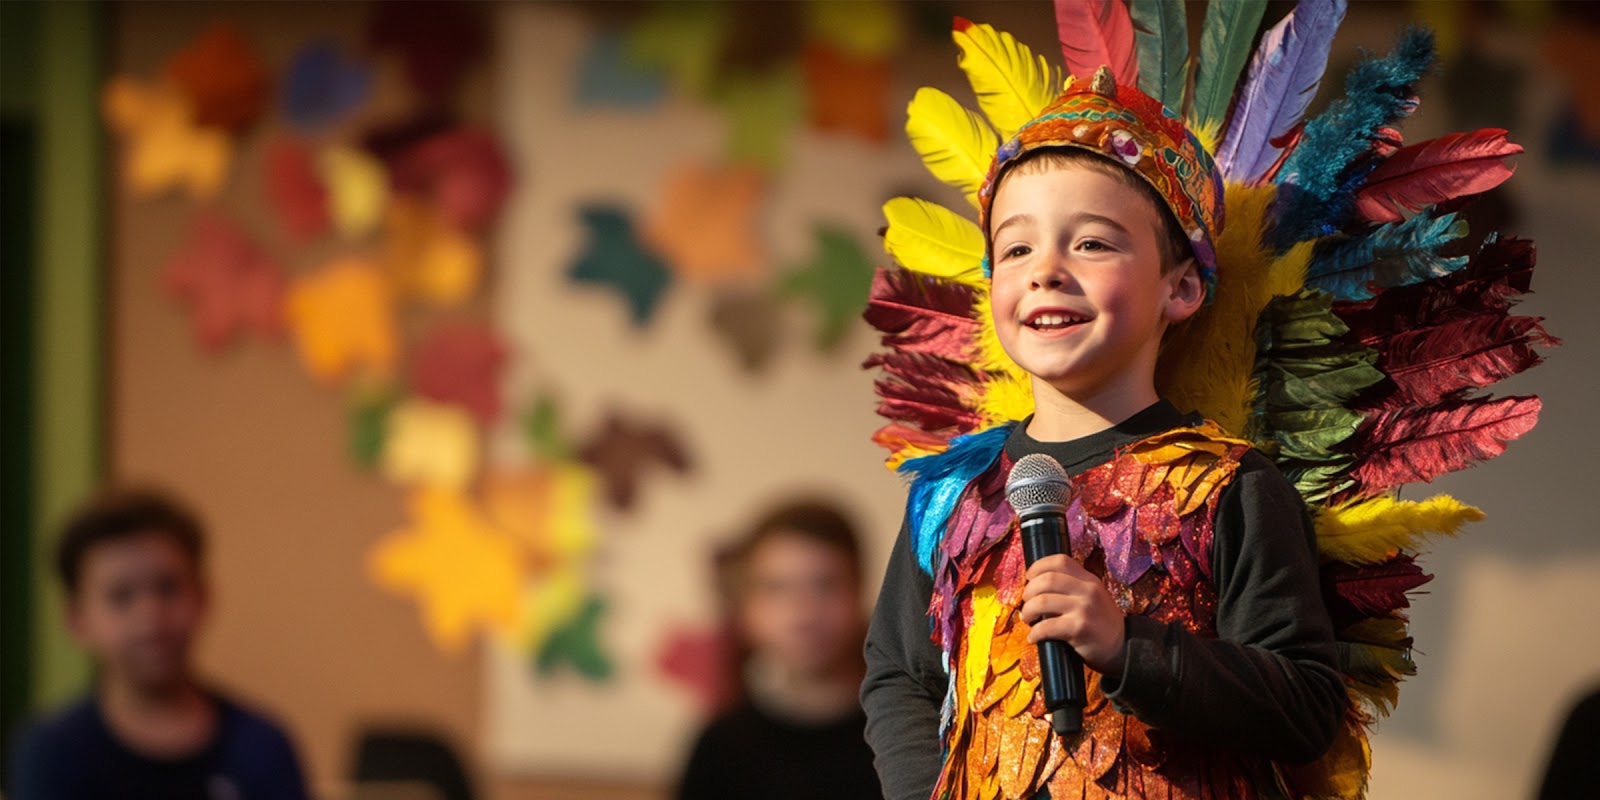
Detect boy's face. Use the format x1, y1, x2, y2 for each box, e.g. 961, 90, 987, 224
988, 164, 1202, 400
738, 532, 860, 677
68, 531, 207, 692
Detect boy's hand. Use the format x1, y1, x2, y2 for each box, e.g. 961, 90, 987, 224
1020, 554, 1127, 675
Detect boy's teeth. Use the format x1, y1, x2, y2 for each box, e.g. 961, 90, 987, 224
1030, 313, 1080, 329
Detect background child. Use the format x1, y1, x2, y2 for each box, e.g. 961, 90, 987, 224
861, 71, 1345, 800
677, 500, 882, 800
9, 488, 308, 800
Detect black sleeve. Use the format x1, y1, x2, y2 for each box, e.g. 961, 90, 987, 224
8, 722, 78, 800
861, 515, 948, 800
676, 719, 739, 800
1100, 451, 1345, 763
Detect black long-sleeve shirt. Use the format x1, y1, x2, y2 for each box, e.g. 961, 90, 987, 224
861, 401, 1344, 800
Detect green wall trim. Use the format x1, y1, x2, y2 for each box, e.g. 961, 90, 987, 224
32, 0, 104, 708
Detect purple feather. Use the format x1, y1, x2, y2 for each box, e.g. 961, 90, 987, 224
1216, 0, 1347, 183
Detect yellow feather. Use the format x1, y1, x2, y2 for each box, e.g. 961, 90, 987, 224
970, 290, 1034, 425
952, 21, 1062, 140
965, 584, 1001, 703
1281, 720, 1372, 800
882, 197, 988, 287
906, 87, 999, 208
1155, 182, 1284, 432
1315, 494, 1483, 565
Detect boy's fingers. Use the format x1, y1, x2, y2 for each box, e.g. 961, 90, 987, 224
1019, 592, 1079, 626
1024, 554, 1091, 580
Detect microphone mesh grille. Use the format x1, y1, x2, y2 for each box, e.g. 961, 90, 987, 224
1005, 453, 1071, 512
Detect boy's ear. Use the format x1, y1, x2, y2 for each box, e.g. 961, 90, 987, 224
1164, 258, 1205, 323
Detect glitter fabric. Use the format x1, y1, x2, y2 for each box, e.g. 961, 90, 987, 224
930, 423, 1255, 800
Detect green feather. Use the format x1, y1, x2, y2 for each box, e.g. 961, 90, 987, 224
1190, 0, 1267, 134
1130, 0, 1189, 112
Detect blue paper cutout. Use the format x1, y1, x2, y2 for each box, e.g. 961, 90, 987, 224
282, 39, 374, 131
567, 206, 672, 327
575, 32, 667, 109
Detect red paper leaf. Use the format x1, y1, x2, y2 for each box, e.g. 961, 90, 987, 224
578, 412, 692, 511
1355, 129, 1523, 223
409, 324, 506, 425
163, 21, 270, 134
163, 211, 286, 351
263, 138, 329, 242
656, 624, 735, 715
1350, 395, 1541, 495
390, 128, 513, 233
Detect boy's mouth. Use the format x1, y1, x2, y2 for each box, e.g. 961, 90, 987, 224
1023, 309, 1091, 331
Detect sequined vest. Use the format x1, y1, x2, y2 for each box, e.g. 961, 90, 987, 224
926, 423, 1258, 800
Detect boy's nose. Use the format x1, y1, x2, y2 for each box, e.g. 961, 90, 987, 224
1028, 252, 1071, 289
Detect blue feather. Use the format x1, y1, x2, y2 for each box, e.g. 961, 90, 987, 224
1271, 27, 1436, 250
1304, 210, 1469, 301
1217, 0, 1347, 183
898, 423, 1013, 575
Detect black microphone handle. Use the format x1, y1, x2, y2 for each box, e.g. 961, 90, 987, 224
1019, 511, 1088, 736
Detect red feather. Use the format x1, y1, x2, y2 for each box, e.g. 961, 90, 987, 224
1350, 395, 1541, 496
1053, 0, 1138, 85
1336, 235, 1537, 342
1322, 555, 1432, 628
863, 267, 980, 360
1363, 315, 1558, 409
1355, 129, 1523, 223
872, 422, 949, 456
865, 351, 985, 433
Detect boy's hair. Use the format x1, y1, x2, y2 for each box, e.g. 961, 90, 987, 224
995, 148, 1194, 275
56, 488, 206, 595
717, 500, 862, 603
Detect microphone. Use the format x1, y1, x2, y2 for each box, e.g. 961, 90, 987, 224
1005, 453, 1087, 736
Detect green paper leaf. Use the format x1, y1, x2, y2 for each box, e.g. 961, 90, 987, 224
567, 206, 673, 327
714, 66, 804, 171
534, 595, 614, 682
348, 390, 397, 470
625, 1, 731, 99
780, 225, 874, 351
522, 394, 571, 461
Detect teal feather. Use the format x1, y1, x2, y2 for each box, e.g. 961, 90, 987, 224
1130, 0, 1189, 112
898, 423, 1012, 575
1190, 0, 1267, 133
1272, 27, 1437, 249
1305, 210, 1469, 301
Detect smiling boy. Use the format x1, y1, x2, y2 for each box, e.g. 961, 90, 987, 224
861, 70, 1344, 799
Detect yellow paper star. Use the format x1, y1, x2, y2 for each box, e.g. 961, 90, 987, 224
285, 257, 398, 383
383, 197, 482, 306
102, 76, 232, 200
381, 400, 480, 490
642, 162, 766, 284
320, 145, 390, 238
368, 488, 525, 653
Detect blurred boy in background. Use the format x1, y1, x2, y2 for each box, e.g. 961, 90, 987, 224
676, 501, 882, 800
9, 489, 308, 800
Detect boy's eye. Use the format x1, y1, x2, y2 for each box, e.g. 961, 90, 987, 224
1002, 244, 1031, 260
1077, 239, 1109, 252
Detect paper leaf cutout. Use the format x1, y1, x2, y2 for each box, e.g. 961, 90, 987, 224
709, 289, 784, 373
574, 31, 667, 108
163, 21, 269, 134
286, 257, 398, 382
483, 464, 597, 562
263, 138, 329, 241
281, 39, 374, 131
102, 76, 232, 200
625, 2, 731, 99
380, 399, 479, 490
383, 197, 482, 306
162, 211, 287, 352
781, 225, 874, 350
803, 45, 890, 142
389, 128, 513, 233
657, 624, 734, 714
348, 389, 397, 471
521, 395, 573, 461
368, 488, 523, 654
577, 411, 691, 511
643, 162, 766, 283
715, 67, 804, 170
367, 0, 488, 103
567, 206, 672, 327
534, 594, 614, 681
803, 0, 905, 59
319, 146, 390, 239
410, 323, 506, 424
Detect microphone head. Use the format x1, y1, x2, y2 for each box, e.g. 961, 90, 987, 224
1006, 453, 1071, 516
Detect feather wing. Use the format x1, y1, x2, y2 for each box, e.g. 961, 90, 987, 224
906, 87, 1000, 207
1189, 0, 1268, 141
1348, 395, 1541, 497
1304, 210, 1469, 301
1128, 0, 1188, 112
952, 17, 1063, 140
882, 197, 988, 286
1354, 128, 1523, 222
1053, 0, 1139, 85
1217, 0, 1347, 183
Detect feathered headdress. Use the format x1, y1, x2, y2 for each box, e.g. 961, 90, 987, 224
864, 1, 1554, 796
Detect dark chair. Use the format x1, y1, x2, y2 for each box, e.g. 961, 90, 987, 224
350, 729, 476, 800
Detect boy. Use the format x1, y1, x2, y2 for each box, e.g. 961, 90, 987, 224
678, 501, 881, 800
861, 70, 1345, 799
10, 489, 309, 800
